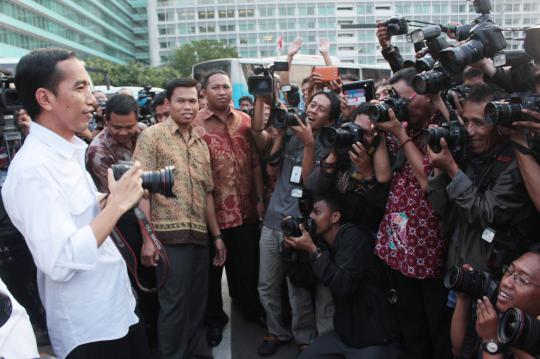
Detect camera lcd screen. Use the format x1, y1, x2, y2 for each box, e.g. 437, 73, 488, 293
342, 80, 375, 107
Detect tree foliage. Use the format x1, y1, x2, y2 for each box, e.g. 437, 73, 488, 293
168, 40, 238, 76
84, 57, 180, 88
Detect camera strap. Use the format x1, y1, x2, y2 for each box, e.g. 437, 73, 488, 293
110, 208, 170, 293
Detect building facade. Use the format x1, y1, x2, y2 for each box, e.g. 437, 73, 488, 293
149, 0, 539, 67
0, 0, 150, 64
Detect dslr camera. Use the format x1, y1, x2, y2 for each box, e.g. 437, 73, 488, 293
485, 92, 540, 127
499, 307, 540, 356
281, 189, 315, 238
424, 120, 468, 159
443, 265, 499, 303
320, 122, 365, 152
111, 160, 175, 198
0, 75, 21, 114
383, 17, 409, 36
269, 84, 306, 129
366, 89, 409, 123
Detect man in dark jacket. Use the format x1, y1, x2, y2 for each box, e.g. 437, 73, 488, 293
427, 84, 535, 273
284, 192, 400, 358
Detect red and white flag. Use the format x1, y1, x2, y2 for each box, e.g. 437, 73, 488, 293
277, 36, 283, 51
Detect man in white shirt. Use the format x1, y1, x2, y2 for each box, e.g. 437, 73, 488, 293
1, 48, 147, 359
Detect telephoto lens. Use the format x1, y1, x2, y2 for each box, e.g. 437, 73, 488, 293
320, 123, 364, 150
412, 69, 453, 94
424, 121, 468, 155
499, 308, 540, 356
111, 161, 175, 198
443, 265, 499, 302
485, 101, 523, 127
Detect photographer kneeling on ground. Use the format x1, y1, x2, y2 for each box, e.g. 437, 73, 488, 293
450, 250, 540, 359
427, 84, 535, 274
284, 192, 400, 359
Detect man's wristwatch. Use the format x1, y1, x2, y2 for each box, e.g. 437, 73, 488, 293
482, 340, 503, 355
213, 233, 223, 241
309, 247, 322, 262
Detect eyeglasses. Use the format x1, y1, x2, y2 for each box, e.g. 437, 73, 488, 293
502, 265, 540, 288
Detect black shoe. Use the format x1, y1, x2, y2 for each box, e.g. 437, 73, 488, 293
207, 326, 223, 347
257, 335, 287, 356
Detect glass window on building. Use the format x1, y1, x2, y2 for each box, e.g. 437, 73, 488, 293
239, 23, 256, 31
298, 5, 315, 16
218, 9, 235, 18
259, 7, 275, 17
279, 5, 295, 17
219, 24, 235, 32
356, 4, 373, 14
198, 10, 215, 19
238, 8, 255, 17
318, 5, 335, 16
158, 11, 175, 21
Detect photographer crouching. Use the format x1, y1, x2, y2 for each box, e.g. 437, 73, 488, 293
284, 192, 400, 359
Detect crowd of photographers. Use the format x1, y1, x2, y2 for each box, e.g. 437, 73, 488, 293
1, 1, 540, 358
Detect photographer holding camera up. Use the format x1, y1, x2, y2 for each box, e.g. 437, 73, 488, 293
369, 67, 452, 359
284, 192, 400, 359
252, 88, 341, 355
427, 84, 535, 274
450, 250, 540, 359
1, 48, 148, 358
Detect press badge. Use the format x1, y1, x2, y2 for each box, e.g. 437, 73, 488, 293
482, 227, 496, 243
291, 188, 303, 198
290, 165, 302, 185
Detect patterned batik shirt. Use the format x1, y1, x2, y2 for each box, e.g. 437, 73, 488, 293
86, 126, 142, 193
374, 129, 445, 279
133, 118, 214, 245
193, 107, 259, 230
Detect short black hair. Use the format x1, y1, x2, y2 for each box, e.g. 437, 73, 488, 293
165, 78, 198, 101
310, 91, 341, 123
352, 102, 372, 119
314, 191, 345, 223
15, 48, 77, 119
464, 67, 484, 80
301, 77, 310, 87
238, 96, 253, 106
465, 83, 506, 105
105, 94, 138, 121
389, 67, 417, 87
152, 91, 167, 111
201, 70, 229, 89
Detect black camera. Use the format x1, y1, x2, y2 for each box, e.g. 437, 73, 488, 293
485, 93, 540, 127
383, 17, 409, 36
281, 189, 315, 237
446, 84, 471, 110
366, 90, 409, 123
524, 25, 540, 62
443, 265, 499, 303
247, 61, 289, 97
111, 160, 175, 198
268, 83, 305, 129
412, 67, 462, 94
499, 308, 540, 356
424, 121, 468, 159
0, 75, 22, 113
320, 122, 365, 151
439, 21, 507, 74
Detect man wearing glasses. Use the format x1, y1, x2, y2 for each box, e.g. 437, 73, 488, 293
450, 250, 540, 358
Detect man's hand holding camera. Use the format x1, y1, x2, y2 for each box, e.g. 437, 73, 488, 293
349, 142, 374, 178
106, 161, 145, 213
291, 115, 314, 148
427, 137, 460, 178
283, 224, 317, 254
476, 296, 499, 342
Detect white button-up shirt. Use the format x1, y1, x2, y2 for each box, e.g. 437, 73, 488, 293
1, 123, 137, 359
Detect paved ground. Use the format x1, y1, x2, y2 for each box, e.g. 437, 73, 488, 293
38, 273, 299, 359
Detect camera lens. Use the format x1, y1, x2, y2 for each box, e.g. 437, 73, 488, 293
367, 103, 387, 123
112, 163, 175, 198
281, 217, 302, 237
424, 127, 449, 153
320, 127, 339, 148
413, 70, 451, 94
415, 55, 436, 73
485, 102, 522, 126
444, 266, 464, 289
499, 308, 540, 355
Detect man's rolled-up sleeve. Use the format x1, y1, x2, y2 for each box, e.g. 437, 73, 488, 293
2, 168, 98, 282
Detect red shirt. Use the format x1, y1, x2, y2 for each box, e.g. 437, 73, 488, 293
193, 107, 259, 229
374, 130, 445, 279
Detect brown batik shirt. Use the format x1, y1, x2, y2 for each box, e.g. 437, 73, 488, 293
133, 117, 214, 245
193, 107, 259, 230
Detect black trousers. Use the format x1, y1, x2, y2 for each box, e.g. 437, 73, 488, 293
387, 268, 453, 359
205, 223, 262, 327
66, 323, 150, 359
